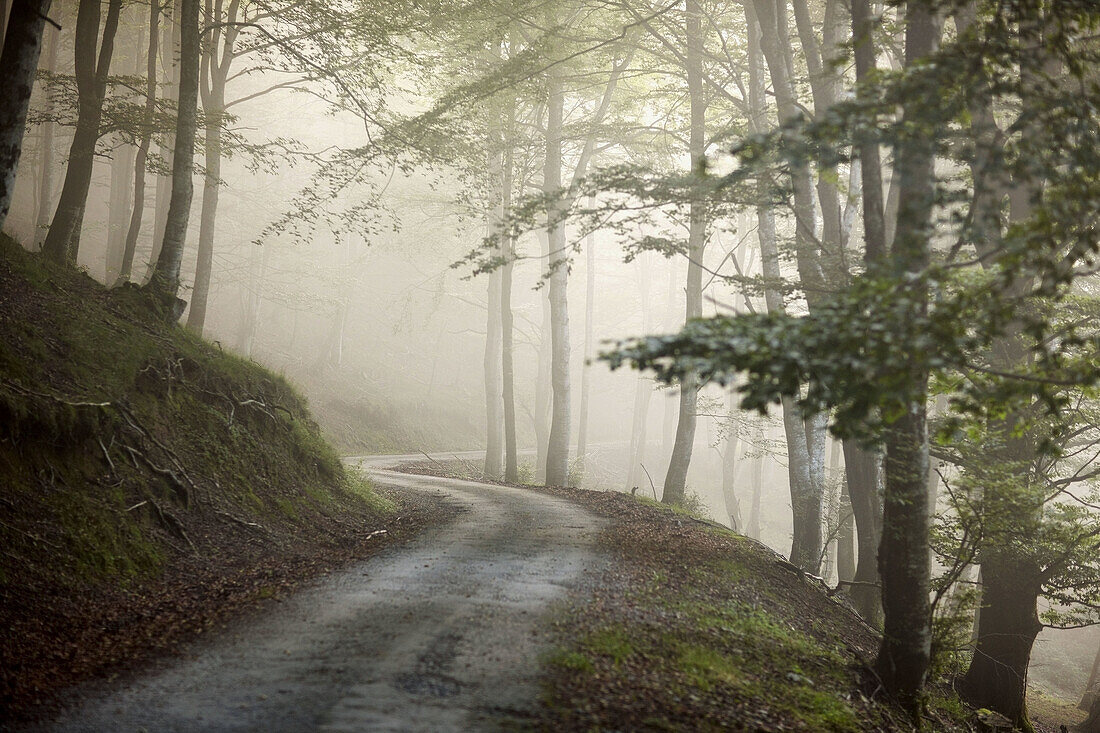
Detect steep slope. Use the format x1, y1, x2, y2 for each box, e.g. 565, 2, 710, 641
0, 235, 411, 719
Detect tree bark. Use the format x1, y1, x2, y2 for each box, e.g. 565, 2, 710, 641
237, 242, 265, 356
751, 0, 828, 572
874, 1, 939, 714
534, 241, 551, 483
106, 140, 135, 280
187, 0, 241, 333
626, 254, 654, 492
32, 12, 58, 249
41, 0, 122, 263
186, 86, 224, 331
482, 141, 504, 478
959, 556, 1043, 732
542, 60, 571, 487
663, 0, 707, 506
149, 0, 179, 278
836, 483, 856, 584
574, 211, 595, 485
500, 147, 518, 483
721, 390, 742, 531
0, 0, 51, 232
843, 440, 884, 626
115, 0, 159, 286
146, 0, 199, 311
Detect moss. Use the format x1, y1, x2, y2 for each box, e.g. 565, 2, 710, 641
0, 233, 392, 598
583, 627, 636, 666
546, 649, 595, 673
676, 642, 741, 692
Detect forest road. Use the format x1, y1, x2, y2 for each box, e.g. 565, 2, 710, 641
32, 454, 604, 733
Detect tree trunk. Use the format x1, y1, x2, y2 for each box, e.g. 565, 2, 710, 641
146, 0, 199, 311
873, 2, 939, 714
721, 390, 742, 531
32, 14, 58, 249
663, 0, 707, 506
115, 0, 159, 286
626, 378, 653, 490
843, 440, 884, 627
574, 214, 595, 485
747, 453, 763, 540
534, 251, 551, 483
237, 243, 265, 356
149, 1, 179, 277
543, 62, 571, 488
626, 255, 653, 492
41, 0, 122, 263
850, 0, 887, 264
188, 0, 241, 332
106, 139, 134, 280
0, 0, 52, 232
186, 95, 224, 333
836, 483, 856, 584
500, 171, 518, 483
482, 191, 504, 478
959, 557, 1043, 732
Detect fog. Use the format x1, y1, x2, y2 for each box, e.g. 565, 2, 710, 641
4, 0, 1100, 724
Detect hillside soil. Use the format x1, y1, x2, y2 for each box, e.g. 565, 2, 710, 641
0, 236, 441, 722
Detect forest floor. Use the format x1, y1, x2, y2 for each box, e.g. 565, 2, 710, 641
397, 458, 1086, 733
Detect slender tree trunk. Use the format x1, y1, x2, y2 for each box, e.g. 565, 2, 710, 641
482, 170, 504, 478
748, 452, 763, 540
106, 140, 134, 280
186, 94, 224, 332
843, 440, 884, 626
188, 0, 241, 332
237, 243, 265, 356
41, 0, 123, 262
958, 557, 1043, 732
146, 0, 198, 312
874, 1, 939, 714
500, 167, 517, 483
149, 1, 179, 277
751, 0, 828, 572
721, 390, 742, 531
543, 62, 571, 487
115, 0, 159, 286
534, 253, 551, 483
32, 16, 58, 248
574, 213, 595, 484
836, 483, 856, 584
0, 0, 52, 232
663, 0, 707, 506
626, 255, 653, 491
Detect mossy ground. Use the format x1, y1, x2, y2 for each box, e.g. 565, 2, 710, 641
0, 235, 426, 720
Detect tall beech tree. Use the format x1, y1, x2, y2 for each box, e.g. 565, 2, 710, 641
145, 0, 199, 309
40, 0, 123, 264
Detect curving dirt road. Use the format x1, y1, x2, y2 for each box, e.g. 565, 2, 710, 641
31, 455, 603, 732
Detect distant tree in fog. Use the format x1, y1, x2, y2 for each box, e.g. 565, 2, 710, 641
40, 0, 123, 264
